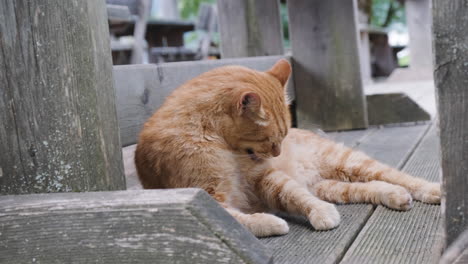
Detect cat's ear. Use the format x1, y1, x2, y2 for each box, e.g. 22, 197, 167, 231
267, 59, 291, 87
238, 92, 262, 116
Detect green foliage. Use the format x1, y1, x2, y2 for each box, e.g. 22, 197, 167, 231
371, 0, 405, 27
398, 54, 410, 67
178, 0, 215, 20
280, 3, 290, 49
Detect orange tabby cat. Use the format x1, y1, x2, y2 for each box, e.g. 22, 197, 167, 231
135, 59, 440, 237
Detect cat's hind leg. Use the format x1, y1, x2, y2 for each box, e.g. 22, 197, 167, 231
222, 206, 289, 237
312, 180, 413, 210
321, 143, 441, 204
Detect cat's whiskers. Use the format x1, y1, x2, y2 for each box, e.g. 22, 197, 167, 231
255, 120, 270, 127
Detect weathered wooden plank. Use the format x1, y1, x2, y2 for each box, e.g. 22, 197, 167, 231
217, 0, 284, 58
287, 0, 368, 131
354, 124, 429, 168
261, 125, 427, 263
0, 0, 125, 194
122, 144, 142, 190
113, 55, 295, 146
0, 189, 272, 264
262, 204, 374, 264
107, 4, 131, 21
432, 0, 468, 247
440, 229, 468, 264
341, 125, 443, 264
106, 0, 138, 15
327, 129, 375, 148
261, 129, 372, 264
366, 93, 431, 125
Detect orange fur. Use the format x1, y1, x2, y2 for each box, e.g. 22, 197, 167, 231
135, 59, 441, 237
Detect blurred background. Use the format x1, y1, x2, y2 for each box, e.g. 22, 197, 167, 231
107, 0, 422, 81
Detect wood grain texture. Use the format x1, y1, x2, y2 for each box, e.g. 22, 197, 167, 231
0, 189, 272, 264
353, 124, 429, 169
260, 125, 427, 263
432, 0, 468, 247
262, 204, 373, 264
0, 0, 125, 194
341, 125, 443, 264
440, 229, 468, 264
217, 0, 284, 58
366, 93, 431, 125
113, 55, 295, 146
327, 129, 375, 147
261, 130, 372, 264
120, 125, 432, 263
287, 0, 368, 131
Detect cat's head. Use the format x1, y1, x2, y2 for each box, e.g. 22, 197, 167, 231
223, 59, 292, 161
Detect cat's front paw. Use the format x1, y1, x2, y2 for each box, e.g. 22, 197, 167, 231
249, 213, 289, 237
380, 186, 413, 211
308, 202, 340, 231
413, 182, 441, 204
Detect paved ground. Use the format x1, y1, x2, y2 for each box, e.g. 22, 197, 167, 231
365, 80, 437, 118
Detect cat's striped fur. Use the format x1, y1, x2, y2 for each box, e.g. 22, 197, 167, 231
135, 59, 440, 237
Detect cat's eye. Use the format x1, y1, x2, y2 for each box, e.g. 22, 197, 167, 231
241, 137, 269, 143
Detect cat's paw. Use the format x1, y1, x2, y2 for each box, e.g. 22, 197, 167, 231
380, 185, 413, 210
413, 182, 441, 204
308, 202, 340, 231
249, 213, 289, 237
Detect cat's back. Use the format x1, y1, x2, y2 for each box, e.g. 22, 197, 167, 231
134, 65, 260, 189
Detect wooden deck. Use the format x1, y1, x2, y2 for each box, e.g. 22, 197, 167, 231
123, 122, 443, 263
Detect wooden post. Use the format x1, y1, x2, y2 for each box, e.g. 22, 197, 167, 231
433, 0, 468, 248
130, 0, 151, 64
406, 0, 433, 70
287, 0, 368, 131
359, 28, 372, 84
217, 0, 284, 58
0, 0, 126, 194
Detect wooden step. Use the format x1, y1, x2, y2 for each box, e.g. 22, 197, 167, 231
0, 189, 272, 264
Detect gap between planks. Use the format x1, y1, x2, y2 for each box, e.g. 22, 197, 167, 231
340, 124, 442, 264
121, 124, 433, 264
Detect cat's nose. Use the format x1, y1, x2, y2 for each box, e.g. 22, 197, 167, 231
272, 143, 281, 157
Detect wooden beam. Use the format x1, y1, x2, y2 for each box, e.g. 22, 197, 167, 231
217, 0, 284, 58
0, 0, 126, 194
0, 189, 272, 263
113, 55, 295, 146
130, 0, 151, 64
107, 4, 131, 21
433, 0, 468, 248
287, 0, 368, 131
440, 229, 468, 264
